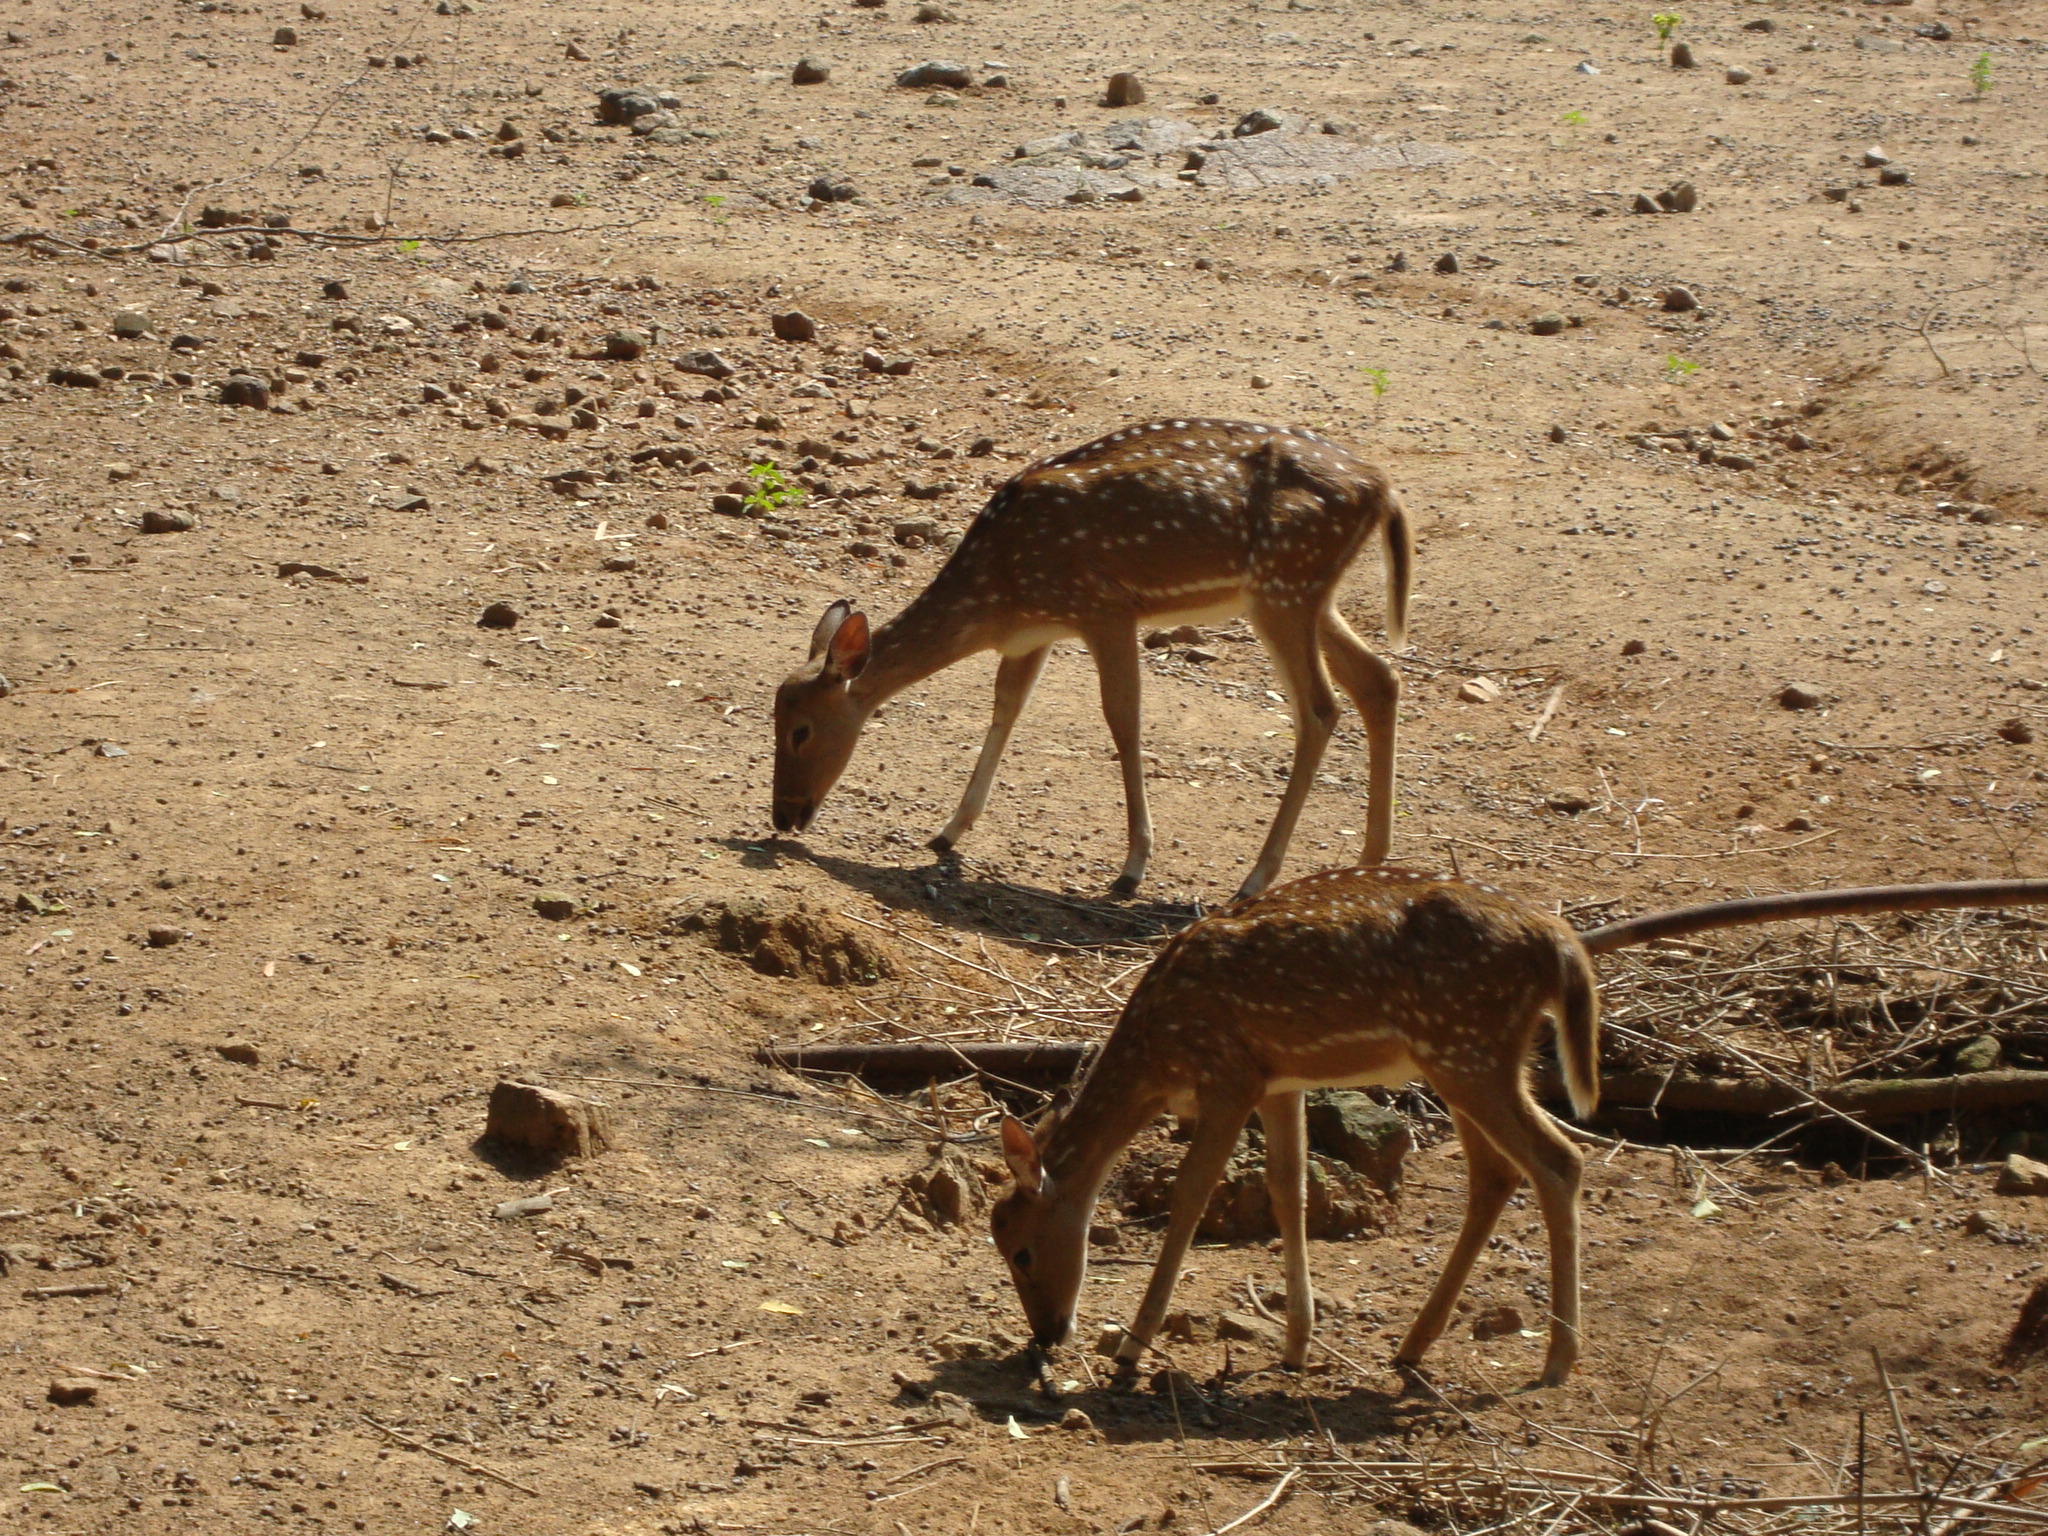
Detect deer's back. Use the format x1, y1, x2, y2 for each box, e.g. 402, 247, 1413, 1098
1119, 868, 1579, 1093
940, 419, 1391, 627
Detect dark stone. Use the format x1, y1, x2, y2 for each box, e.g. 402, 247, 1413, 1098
791, 56, 831, 85
218, 374, 270, 408
1305, 1091, 1412, 1193
1104, 72, 1144, 107
111, 310, 150, 339
771, 310, 818, 342
602, 330, 647, 360
477, 601, 521, 629
896, 60, 972, 88
1529, 312, 1567, 336
1777, 682, 1826, 710
533, 891, 578, 920
1434, 251, 1461, 274
674, 349, 736, 379
140, 509, 195, 534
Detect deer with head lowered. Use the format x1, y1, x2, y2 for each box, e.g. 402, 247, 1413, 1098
990, 865, 1601, 1389
771, 417, 1411, 899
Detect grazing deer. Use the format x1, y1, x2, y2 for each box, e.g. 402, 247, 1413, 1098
991, 866, 1601, 1389
771, 418, 1411, 899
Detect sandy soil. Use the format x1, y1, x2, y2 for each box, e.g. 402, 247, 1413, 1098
5, 1, 2048, 1532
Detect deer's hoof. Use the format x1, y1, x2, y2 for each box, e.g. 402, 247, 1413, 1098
927, 833, 954, 855
1108, 873, 1141, 898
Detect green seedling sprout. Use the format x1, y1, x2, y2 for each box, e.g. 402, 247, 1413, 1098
1561, 109, 1588, 127
1359, 367, 1391, 398
743, 460, 803, 516
1664, 353, 1700, 382
1971, 52, 1993, 94
1651, 11, 1682, 45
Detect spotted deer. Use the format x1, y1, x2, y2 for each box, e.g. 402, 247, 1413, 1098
990, 866, 1600, 1389
771, 418, 1412, 899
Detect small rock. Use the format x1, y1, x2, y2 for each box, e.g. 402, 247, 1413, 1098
1548, 424, 1569, 443
1670, 40, 1697, 68
1621, 638, 1648, 656
791, 56, 831, 85
896, 60, 971, 89
1777, 682, 1825, 711
1743, 17, 1777, 32
603, 330, 647, 361
1996, 1154, 2048, 1198
484, 1080, 616, 1161
49, 367, 104, 389
807, 176, 858, 203
1434, 252, 1461, 274
1916, 20, 1953, 40
1529, 311, 1567, 336
218, 374, 270, 408
216, 1040, 261, 1065
1216, 1311, 1283, 1346
1999, 719, 2036, 745
1471, 1304, 1525, 1340
111, 310, 151, 339
1661, 285, 1699, 313
710, 493, 746, 516
1656, 181, 1699, 213
1183, 647, 1219, 665
1631, 192, 1660, 214
494, 1193, 555, 1219
675, 349, 737, 379
146, 924, 186, 948
477, 601, 521, 629
1965, 1209, 1998, 1235
1715, 452, 1756, 471
273, 24, 298, 45
1546, 787, 1595, 814
1249, 373, 1273, 390
1725, 66, 1752, 84
1458, 676, 1504, 703
1059, 1407, 1094, 1433
533, 891, 579, 921
1863, 146, 1891, 168
772, 310, 818, 342
1103, 71, 1144, 107
48, 1379, 100, 1407
564, 40, 589, 60
140, 509, 194, 534
321, 279, 350, 301
1878, 165, 1912, 187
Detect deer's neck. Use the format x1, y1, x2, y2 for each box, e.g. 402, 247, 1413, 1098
1042, 1043, 1173, 1202
850, 573, 997, 708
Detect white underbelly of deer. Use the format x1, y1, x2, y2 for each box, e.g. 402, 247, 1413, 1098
770, 417, 1413, 899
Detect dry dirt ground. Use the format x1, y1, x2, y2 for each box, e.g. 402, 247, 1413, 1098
5, 0, 2048, 1532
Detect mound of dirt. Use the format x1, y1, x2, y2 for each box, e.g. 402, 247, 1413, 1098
669, 897, 899, 985
901, 1143, 999, 1228
1111, 1139, 1395, 1241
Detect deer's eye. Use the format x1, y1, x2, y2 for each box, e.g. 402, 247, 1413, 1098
1012, 1248, 1033, 1271
790, 725, 812, 749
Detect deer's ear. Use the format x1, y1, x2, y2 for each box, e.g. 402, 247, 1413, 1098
999, 1116, 1043, 1193
822, 610, 870, 682
808, 599, 855, 661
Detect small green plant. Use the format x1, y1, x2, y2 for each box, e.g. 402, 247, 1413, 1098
1664, 352, 1701, 382
1358, 366, 1391, 398
1560, 109, 1587, 127
743, 459, 803, 516
1971, 51, 1993, 94
399, 238, 422, 253
1651, 10, 1682, 45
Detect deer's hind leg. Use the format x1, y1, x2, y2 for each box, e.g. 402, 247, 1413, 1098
1392, 1102, 1522, 1378
1318, 607, 1400, 866
1237, 601, 1340, 899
